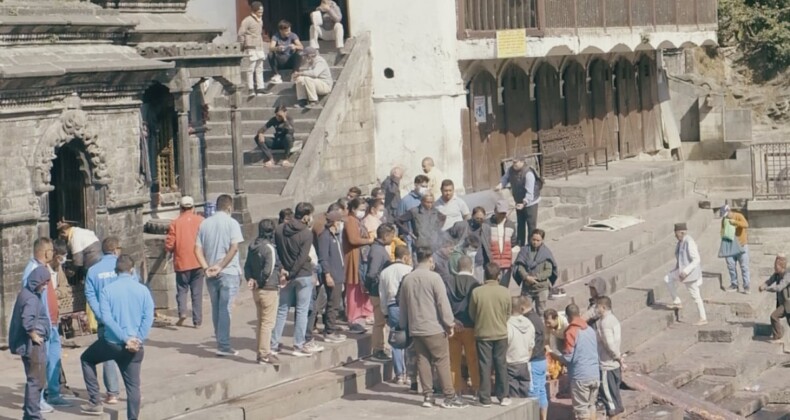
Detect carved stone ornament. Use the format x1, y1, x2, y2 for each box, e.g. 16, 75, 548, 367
33, 95, 111, 194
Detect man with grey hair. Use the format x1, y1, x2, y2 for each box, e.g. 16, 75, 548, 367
294, 47, 333, 109
664, 222, 707, 326
422, 157, 446, 199
759, 254, 790, 343
381, 166, 403, 218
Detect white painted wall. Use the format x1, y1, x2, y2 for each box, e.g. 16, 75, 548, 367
187, 0, 238, 43
348, 0, 468, 193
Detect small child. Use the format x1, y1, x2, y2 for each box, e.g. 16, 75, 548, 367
506, 296, 536, 398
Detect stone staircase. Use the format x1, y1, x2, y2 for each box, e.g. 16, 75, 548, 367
204, 39, 352, 218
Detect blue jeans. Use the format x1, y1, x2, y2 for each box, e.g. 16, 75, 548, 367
272, 276, 313, 349
528, 359, 548, 409
44, 326, 62, 399
386, 305, 405, 376
206, 273, 240, 352
96, 325, 120, 397
726, 246, 750, 289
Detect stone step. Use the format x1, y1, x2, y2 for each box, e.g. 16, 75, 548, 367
171, 359, 392, 420
277, 382, 540, 420
207, 179, 286, 195
629, 325, 701, 375
621, 389, 654, 416
748, 405, 790, 420
552, 202, 587, 219
537, 216, 586, 241
247, 193, 298, 220
698, 324, 750, 344
205, 119, 316, 136
204, 133, 309, 154
207, 165, 296, 182
751, 364, 790, 405
720, 391, 771, 417
625, 404, 685, 420
209, 106, 323, 122
679, 375, 736, 404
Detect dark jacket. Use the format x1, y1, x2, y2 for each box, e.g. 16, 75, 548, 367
8, 265, 50, 356
318, 228, 345, 285
765, 271, 790, 311
381, 175, 401, 216
275, 220, 314, 280
397, 206, 445, 249
448, 273, 480, 327
525, 309, 546, 361
364, 239, 390, 297
244, 237, 281, 290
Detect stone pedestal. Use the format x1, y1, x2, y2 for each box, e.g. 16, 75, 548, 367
145, 234, 177, 314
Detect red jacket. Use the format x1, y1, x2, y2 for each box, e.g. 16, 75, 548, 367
165, 211, 205, 271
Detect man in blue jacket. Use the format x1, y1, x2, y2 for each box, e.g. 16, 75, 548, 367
80, 254, 154, 419
84, 237, 122, 404
9, 238, 53, 420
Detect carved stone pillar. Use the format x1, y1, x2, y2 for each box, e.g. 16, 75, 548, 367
229, 88, 251, 226
37, 194, 50, 238
174, 91, 194, 198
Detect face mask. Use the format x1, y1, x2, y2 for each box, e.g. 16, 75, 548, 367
336, 222, 345, 232
377, 210, 385, 219
355, 210, 366, 219
418, 187, 428, 196
466, 248, 478, 257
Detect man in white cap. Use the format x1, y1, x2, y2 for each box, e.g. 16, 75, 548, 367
719, 204, 750, 293
664, 222, 707, 326
293, 46, 333, 109
165, 196, 205, 328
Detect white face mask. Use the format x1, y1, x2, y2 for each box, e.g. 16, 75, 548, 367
377, 210, 385, 219
418, 187, 429, 196
355, 210, 366, 219
336, 222, 345, 232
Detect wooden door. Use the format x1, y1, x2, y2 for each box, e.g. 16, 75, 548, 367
535, 63, 565, 174
48, 143, 88, 239
463, 71, 500, 192
501, 65, 538, 159
638, 54, 660, 153
614, 58, 643, 158
589, 59, 618, 159
563, 61, 596, 163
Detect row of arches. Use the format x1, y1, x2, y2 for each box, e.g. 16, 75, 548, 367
462, 53, 663, 191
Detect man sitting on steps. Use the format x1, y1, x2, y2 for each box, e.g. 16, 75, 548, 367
309, 0, 344, 50
255, 105, 295, 168
294, 47, 333, 109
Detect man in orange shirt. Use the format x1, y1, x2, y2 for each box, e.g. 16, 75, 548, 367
165, 196, 205, 327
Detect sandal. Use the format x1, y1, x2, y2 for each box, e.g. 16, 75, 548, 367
280, 160, 293, 167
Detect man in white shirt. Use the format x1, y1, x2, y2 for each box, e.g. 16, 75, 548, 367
436, 180, 470, 231
379, 246, 413, 384
664, 223, 707, 326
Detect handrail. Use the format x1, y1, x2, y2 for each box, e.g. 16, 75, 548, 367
457, 0, 717, 38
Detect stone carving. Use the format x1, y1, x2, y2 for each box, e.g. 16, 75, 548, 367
33, 96, 111, 193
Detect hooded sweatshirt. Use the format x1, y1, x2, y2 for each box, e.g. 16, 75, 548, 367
275, 219, 314, 279
245, 237, 282, 290
507, 314, 536, 364
563, 316, 600, 382
8, 265, 51, 356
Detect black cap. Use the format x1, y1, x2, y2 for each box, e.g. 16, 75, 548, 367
674, 223, 688, 232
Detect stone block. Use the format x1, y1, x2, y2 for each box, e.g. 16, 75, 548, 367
754, 323, 773, 337
151, 289, 176, 310
698, 327, 737, 343
628, 404, 684, 420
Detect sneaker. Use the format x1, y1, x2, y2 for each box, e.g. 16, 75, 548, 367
255, 89, 273, 96
551, 287, 567, 298
47, 396, 72, 407
40, 399, 54, 413
742, 288, 751, 295
257, 353, 281, 365
304, 340, 325, 353
348, 323, 367, 334
693, 319, 709, 326
393, 375, 407, 385
726, 285, 739, 293
176, 317, 187, 326
440, 396, 468, 409
291, 346, 314, 357
305, 101, 320, 109
422, 396, 434, 408
80, 402, 104, 416
500, 397, 512, 406
103, 394, 119, 405
216, 349, 240, 357
371, 350, 392, 361
409, 382, 419, 394
478, 399, 492, 407
269, 75, 283, 84
323, 333, 347, 343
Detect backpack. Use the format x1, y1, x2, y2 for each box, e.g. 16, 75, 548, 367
529, 167, 544, 196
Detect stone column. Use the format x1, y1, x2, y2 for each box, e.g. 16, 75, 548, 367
174, 91, 194, 198
229, 88, 251, 227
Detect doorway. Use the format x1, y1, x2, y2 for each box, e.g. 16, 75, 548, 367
239, 0, 350, 40
48, 141, 89, 239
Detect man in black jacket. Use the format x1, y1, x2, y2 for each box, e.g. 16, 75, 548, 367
245, 219, 283, 365
366, 223, 396, 361
272, 202, 316, 357
317, 210, 348, 344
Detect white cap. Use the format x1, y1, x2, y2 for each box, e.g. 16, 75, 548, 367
180, 196, 195, 208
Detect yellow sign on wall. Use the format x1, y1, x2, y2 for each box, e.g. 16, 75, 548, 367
496, 29, 527, 58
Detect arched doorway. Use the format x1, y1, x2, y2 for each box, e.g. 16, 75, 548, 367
535, 62, 563, 131
240, 0, 349, 40
501, 64, 537, 159
462, 70, 499, 192
637, 54, 660, 152
614, 57, 643, 158
48, 141, 91, 239
589, 59, 618, 157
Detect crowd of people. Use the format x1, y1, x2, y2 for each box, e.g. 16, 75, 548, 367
9, 154, 790, 420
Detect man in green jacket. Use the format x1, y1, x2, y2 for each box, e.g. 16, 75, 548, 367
469, 263, 512, 407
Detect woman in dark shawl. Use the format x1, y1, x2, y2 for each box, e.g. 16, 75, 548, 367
513, 228, 558, 315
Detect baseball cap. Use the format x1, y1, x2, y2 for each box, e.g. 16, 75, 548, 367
180, 196, 195, 208
494, 199, 509, 214
585, 276, 607, 295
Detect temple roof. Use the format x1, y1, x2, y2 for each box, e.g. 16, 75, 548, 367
125, 13, 224, 44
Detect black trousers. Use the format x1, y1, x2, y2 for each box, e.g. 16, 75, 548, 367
599, 368, 625, 416
507, 362, 531, 398
516, 203, 539, 247
22, 344, 46, 420
257, 134, 295, 162
267, 52, 302, 76
306, 283, 328, 341
324, 282, 344, 334
81, 338, 144, 420
476, 338, 509, 404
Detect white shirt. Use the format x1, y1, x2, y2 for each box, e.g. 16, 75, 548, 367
497, 221, 505, 253
378, 262, 413, 314
436, 196, 470, 231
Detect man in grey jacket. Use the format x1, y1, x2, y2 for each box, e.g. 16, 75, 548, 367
594, 296, 624, 419
294, 47, 333, 108
366, 223, 396, 361
399, 247, 468, 409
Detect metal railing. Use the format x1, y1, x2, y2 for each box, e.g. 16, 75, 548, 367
751, 143, 790, 200
457, 0, 718, 38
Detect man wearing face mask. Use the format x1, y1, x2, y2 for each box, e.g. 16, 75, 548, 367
450, 234, 484, 281
317, 210, 348, 344
273, 202, 318, 357
397, 175, 430, 217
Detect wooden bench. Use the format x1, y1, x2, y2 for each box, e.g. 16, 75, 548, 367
538, 125, 608, 180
